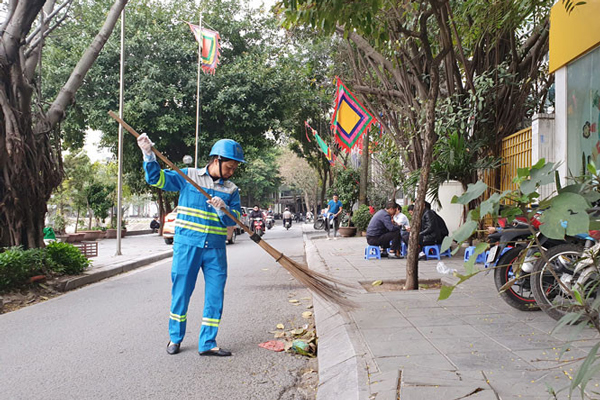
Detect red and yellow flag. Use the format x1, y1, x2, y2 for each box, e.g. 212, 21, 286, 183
188, 23, 221, 74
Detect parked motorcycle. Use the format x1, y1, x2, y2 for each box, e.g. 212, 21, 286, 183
530, 231, 599, 321
252, 217, 265, 237
314, 214, 325, 230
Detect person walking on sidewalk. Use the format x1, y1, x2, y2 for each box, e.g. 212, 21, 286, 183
138, 134, 244, 357
325, 194, 343, 239
366, 201, 403, 259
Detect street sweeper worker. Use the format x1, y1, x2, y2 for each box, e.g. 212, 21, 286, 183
137, 134, 244, 357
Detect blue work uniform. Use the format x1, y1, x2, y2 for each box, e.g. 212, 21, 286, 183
144, 160, 241, 352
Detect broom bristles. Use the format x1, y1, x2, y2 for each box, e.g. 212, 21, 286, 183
257, 240, 357, 309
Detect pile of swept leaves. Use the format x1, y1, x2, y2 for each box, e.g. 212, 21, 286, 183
271, 318, 317, 357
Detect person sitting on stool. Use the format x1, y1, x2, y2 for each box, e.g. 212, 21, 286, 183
366, 201, 403, 259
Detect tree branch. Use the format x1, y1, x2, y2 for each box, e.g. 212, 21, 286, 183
43, 0, 129, 130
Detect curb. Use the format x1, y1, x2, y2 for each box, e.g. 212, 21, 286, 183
304, 235, 370, 400
57, 250, 173, 292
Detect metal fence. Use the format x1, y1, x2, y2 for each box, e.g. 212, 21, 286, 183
499, 127, 532, 192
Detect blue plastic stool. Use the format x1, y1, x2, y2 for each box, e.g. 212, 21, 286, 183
400, 242, 407, 257
464, 246, 476, 262
423, 245, 441, 260
439, 244, 452, 258
476, 251, 488, 264
364, 245, 381, 260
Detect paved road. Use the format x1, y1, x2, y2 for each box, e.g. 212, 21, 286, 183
0, 223, 313, 400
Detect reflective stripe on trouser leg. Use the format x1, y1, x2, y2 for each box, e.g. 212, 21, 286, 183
169, 242, 202, 344
198, 247, 227, 352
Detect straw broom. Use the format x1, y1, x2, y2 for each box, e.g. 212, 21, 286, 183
109, 111, 355, 309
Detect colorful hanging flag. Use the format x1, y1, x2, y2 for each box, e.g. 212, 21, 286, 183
187, 23, 221, 74
305, 121, 336, 165
330, 78, 376, 152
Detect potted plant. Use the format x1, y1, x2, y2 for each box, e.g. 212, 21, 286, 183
352, 205, 373, 236
337, 212, 357, 237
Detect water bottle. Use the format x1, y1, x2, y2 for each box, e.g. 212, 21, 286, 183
436, 262, 457, 275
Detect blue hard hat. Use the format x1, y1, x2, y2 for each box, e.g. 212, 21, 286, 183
209, 139, 245, 163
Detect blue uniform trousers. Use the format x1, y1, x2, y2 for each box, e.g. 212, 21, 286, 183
169, 242, 227, 352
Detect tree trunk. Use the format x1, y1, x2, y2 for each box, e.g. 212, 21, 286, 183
359, 131, 369, 206
0, 0, 128, 249
405, 71, 440, 290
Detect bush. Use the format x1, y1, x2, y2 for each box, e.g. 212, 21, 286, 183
45, 242, 90, 275
0, 247, 50, 292
352, 205, 373, 232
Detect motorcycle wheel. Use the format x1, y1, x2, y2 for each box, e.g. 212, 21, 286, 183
257, 228, 264, 237
314, 220, 324, 230
530, 244, 585, 321
493, 246, 539, 311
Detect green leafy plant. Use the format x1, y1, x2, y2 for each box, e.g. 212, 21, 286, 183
327, 167, 360, 210
45, 242, 90, 275
352, 205, 372, 232
439, 159, 600, 396
0, 247, 51, 292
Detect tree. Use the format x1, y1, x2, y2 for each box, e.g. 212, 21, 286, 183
235, 147, 281, 207
278, 0, 553, 289
0, 0, 128, 248
43, 0, 307, 221
278, 148, 319, 213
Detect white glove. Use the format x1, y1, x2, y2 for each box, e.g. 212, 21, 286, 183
207, 196, 226, 212
137, 133, 156, 161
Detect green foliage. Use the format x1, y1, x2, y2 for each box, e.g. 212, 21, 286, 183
85, 182, 115, 222
352, 205, 372, 232
45, 242, 90, 275
327, 167, 360, 209
235, 147, 282, 206
0, 247, 49, 292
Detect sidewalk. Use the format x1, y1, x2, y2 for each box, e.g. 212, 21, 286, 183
57, 233, 173, 291
303, 227, 600, 400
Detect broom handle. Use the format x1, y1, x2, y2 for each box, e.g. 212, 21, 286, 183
108, 111, 254, 237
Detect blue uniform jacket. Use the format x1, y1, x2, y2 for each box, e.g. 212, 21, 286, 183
144, 161, 241, 249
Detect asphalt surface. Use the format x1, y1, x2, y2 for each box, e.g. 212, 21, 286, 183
0, 224, 313, 400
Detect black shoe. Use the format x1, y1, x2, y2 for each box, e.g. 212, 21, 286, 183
380, 251, 389, 258
167, 341, 181, 355
199, 347, 232, 357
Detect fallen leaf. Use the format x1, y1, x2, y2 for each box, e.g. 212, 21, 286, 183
371, 280, 383, 286
274, 331, 286, 338
293, 328, 305, 336
261, 268, 269, 271
276, 323, 285, 329
302, 311, 313, 319
306, 305, 313, 309
288, 299, 299, 303
301, 297, 311, 300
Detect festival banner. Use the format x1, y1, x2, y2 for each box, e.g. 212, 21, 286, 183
188, 23, 221, 74
330, 78, 376, 152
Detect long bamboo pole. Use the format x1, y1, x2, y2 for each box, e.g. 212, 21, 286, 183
108, 111, 355, 308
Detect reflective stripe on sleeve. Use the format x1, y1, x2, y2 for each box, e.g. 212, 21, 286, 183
151, 170, 166, 189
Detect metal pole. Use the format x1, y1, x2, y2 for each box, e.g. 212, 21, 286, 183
116, 8, 125, 256
194, 13, 202, 169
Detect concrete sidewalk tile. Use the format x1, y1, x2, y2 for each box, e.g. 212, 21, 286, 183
367, 369, 399, 400
359, 326, 424, 343
512, 347, 589, 370
446, 350, 533, 371
404, 315, 470, 327
427, 336, 509, 355
400, 385, 497, 400
318, 323, 359, 371
351, 309, 412, 330
459, 312, 520, 325
418, 324, 488, 339
489, 334, 568, 351
367, 337, 441, 358
375, 354, 457, 372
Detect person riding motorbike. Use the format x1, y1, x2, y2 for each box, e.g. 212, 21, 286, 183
282, 208, 293, 228
248, 205, 265, 232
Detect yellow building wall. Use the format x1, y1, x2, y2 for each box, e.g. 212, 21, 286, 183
549, 0, 600, 73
